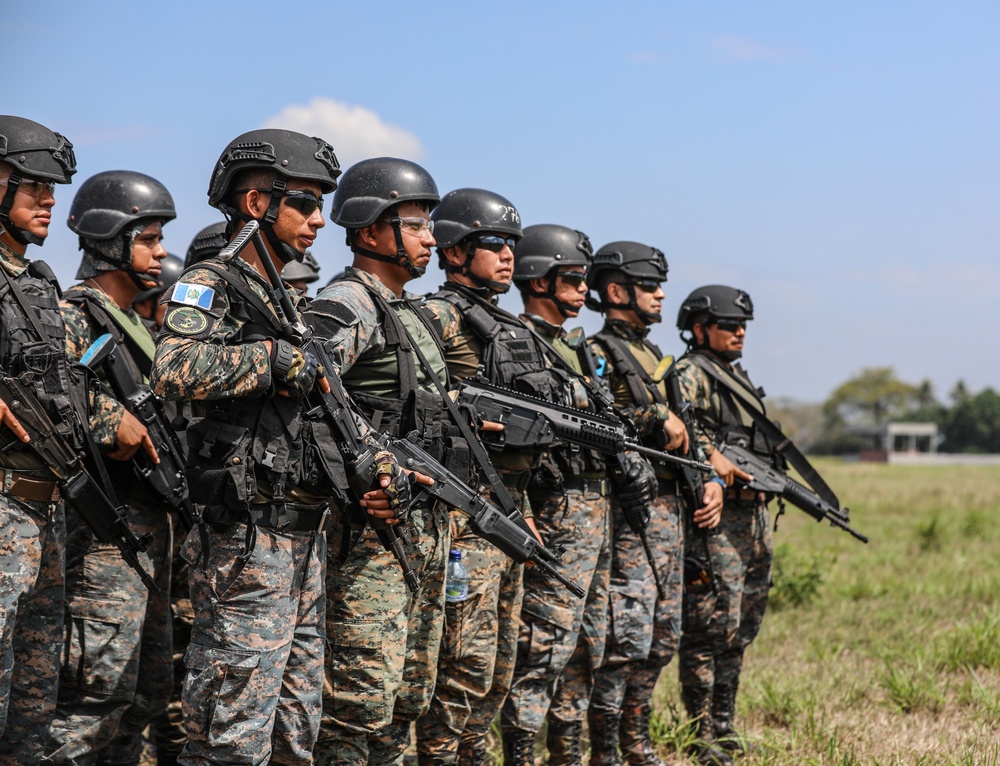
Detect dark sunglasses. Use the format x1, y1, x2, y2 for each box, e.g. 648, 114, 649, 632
235, 187, 324, 215
475, 235, 517, 253
281, 189, 325, 215
555, 271, 588, 287
630, 279, 662, 293
712, 319, 747, 332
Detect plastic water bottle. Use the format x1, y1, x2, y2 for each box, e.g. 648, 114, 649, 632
445, 549, 469, 603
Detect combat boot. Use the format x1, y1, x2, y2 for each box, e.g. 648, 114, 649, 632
502, 727, 537, 766
547, 720, 584, 766
587, 709, 625, 766
712, 682, 756, 756
619, 704, 668, 766
680, 685, 733, 766
457, 738, 488, 766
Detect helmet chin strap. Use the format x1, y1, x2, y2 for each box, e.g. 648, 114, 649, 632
461, 241, 510, 294
352, 207, 424, 277
528, 274, 578, 319
0, 176, 45, 247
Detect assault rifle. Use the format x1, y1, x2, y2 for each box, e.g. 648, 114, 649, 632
719, 442, 869, 543
662, 361, 717, 592
81, 333, 193, 528
0, 370, 158, 591
219, 221, 586, 598
455, 375, 712, 474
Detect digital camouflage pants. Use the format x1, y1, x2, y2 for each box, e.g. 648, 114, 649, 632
316, 502, 449, 766
591, 489, 684, 717
0, 493, 64, 766
416, 507, 524, 765
46, 499, 173, 766
679, 498, 772, 691
178, 523, 327, 766
501, 484, 611, 736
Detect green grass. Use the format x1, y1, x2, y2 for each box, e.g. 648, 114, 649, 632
647, 461, 1000, 765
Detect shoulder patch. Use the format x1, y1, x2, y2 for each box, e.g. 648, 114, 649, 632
170, 282, 216, 309
164, 306, 211, 337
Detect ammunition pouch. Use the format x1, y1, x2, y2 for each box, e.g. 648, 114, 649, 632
185, 419, 256, 529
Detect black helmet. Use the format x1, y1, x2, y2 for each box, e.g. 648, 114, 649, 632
586, 241, 668, 325
431, 188, 522, 248
676, 284, 754, 333
513, 224, 593, 318
68, 170, 176, 240
0, 115, 76, 247
282, 250, 321, 283
207, 129, 340, 264
331, 157, 439, 277
69, 171, 175, 285
185, 221, 228, 268
432, 188, 521, 292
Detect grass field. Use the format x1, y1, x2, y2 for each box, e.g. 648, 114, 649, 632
641, 460, 1000, 766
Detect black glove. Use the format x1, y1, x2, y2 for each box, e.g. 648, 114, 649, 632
617, 457, 656, 534
270, 339, 320, 398
374, 449, 415, 522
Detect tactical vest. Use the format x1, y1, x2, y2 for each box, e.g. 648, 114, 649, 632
178, 259, 317, 522
0, 259, 85, 471
337, 275, 451, 462
684, 349, 773, 458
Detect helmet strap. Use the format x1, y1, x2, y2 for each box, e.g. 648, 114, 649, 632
387, 209, 424, 278
462, 240, 509, 294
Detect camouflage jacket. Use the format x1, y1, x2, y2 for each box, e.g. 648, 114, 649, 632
0, 240, 121, 450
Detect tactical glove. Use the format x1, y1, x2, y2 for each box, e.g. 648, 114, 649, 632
270, 339, 320, 398
618, 456, 657, 533
374, 449, 415, 521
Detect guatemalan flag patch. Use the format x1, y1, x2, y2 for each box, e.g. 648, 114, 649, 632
170, 282, 216, 310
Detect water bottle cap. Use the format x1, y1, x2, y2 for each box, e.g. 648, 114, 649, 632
449, 549, 462, 561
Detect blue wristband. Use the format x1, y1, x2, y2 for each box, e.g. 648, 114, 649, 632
709, 477, 726, 488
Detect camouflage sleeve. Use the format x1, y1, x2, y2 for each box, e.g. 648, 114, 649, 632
423, 297, 462, 347
150, 267, 272, 401
304, 281, 382, 377
674, 357, 720, 457
58, 296, 125, 448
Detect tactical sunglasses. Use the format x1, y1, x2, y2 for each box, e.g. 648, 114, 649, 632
475, 235, 517, 253
3, 178, 56, 199
555, 271, 588, 287
711, 319, 747, 332
235, 188, 324, 215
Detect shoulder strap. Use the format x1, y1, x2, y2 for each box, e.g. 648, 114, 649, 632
592, 330, 665, 405
65, 290, 155, 379
195, 260, 284, 336
684, 351, 839, 506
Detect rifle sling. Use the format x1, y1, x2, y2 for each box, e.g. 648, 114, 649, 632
685, 351, 839, 508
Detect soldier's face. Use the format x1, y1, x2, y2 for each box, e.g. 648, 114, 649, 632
131, 221, 166, 285
272, 180, 326, 254
703, 319, 747, 356
0, 170, 57, 245
469, 232, 515, 286
374, 201, 435, 272
550, 267, 588, 316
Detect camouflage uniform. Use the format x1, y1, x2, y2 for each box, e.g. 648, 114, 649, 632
151, 259, 331, 766
417, 286, 538, 765
0, 241, 122, 766
45, 283, 174, 766
587, 319, 690, 764
305, 268, 451, 766
674, 351, 773, 738
501, 314, 611, 760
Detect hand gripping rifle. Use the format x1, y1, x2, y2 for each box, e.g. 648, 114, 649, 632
0, 370, 158, 591
81, 333, 193, 528
719, 442, 869, 543
219, 221, 586, 598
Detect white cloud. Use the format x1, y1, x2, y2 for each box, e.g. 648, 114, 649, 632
711, 35, 789, 63
262, 97, 424, 169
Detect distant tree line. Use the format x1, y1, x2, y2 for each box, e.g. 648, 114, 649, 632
766, 367, 1000, 454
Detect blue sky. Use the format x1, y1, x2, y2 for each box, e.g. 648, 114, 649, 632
6, 1, 998, 402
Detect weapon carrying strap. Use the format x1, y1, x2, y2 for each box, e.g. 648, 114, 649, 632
685, 350, 839, 507
66, 289, 156, 380
591, 330, 667, 407
392, 304, 523, 520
